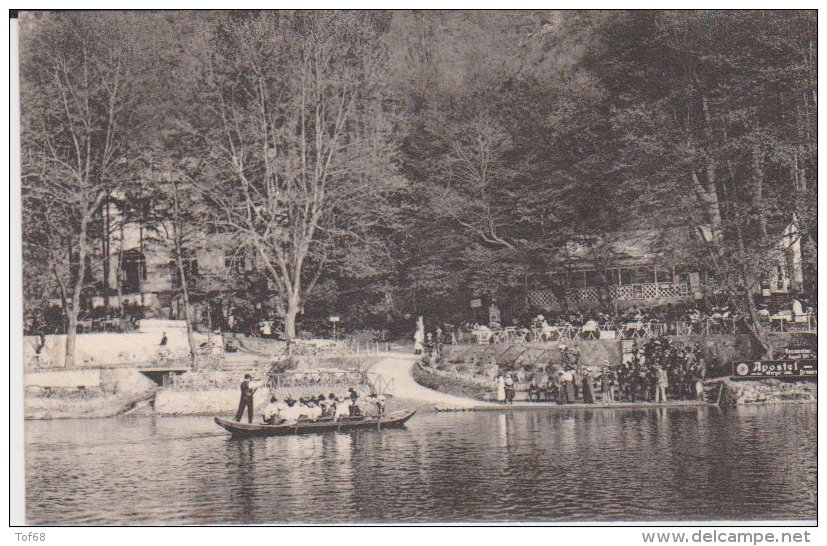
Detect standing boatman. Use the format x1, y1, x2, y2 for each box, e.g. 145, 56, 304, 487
235, 373, 262, 423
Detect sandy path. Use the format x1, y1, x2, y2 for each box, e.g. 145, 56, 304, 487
369, 353, 494, 408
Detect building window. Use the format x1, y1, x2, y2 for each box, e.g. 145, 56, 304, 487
120, 250, 146, 293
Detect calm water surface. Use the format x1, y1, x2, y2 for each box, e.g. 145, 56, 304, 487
25, 405, 816, 524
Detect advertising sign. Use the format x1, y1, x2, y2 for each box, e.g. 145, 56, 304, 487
781, 346, 816, 360
469, 299, 482, 308
732, 359, 817, 379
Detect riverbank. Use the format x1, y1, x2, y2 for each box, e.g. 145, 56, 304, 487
23, 352, 817, 419
410, 352, 817, 410
25, 368, 156, 420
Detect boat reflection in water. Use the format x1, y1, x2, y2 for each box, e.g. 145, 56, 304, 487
25, 404, 816, 524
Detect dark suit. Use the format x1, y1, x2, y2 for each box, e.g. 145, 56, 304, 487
235, 380, 256, 423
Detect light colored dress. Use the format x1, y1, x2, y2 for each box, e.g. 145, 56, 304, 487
413, 329, 425, 353
496, 376, 506, 402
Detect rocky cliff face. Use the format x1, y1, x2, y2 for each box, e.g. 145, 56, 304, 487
707, 377, 817, 407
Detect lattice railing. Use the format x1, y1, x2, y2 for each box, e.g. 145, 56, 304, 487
564, 282, 691, 305
527, 289, 559, 308
610, 285, 635, 300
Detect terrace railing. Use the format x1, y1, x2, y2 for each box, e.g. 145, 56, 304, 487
528, 282, 693, 308
765, 314, 817, 334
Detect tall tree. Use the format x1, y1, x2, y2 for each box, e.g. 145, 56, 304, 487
588, 10, 817, 355
184, 12, 406, 343
20, 13, 151, 366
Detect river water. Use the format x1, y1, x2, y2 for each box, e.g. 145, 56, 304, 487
25, 404, 816, 524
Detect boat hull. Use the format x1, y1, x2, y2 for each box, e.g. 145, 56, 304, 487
214, 410, 416, 437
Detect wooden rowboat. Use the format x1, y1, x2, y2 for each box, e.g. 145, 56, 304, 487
214, 410, 416, 437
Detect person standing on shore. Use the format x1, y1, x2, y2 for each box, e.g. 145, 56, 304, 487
495, 375, 506, 404
235, 373, 261, 423
582, 368, 596, 404
654, 365, 668, 403
414, 327, 424, 355
601, 361, 616, 404
504, 373, 515, 404
435, 327, 445, 359
561, 369, 575, 404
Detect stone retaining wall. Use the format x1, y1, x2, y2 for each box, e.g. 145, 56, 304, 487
24, 368, 156, 419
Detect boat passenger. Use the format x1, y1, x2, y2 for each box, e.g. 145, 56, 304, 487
325, 393, 338, 417
309, 400, 323, 419
280, 398, 301, 424
363, 393, 386, 417
334, 397, 349, 419
362, 394, 378, 416
262, 395, 284, 425
347, 388, 361, 416
317, 394, 330, 417
299, 399, 321, 420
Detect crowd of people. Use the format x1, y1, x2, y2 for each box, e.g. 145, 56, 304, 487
234, 373, 388, 425
414, 327, 451, 360
520, 302, 744, 334
26, 301, 146, 336
260, 388, 387, 424
456, 294, 816, 343
616, 337, 708, 402
489, 339, 709, 406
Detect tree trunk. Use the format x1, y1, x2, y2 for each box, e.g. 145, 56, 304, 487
64, 220, 90, 368
102, 200, 111, 308
64, 311, 78, 368
283, 301, 298, 356
174, 254, 197, 363
171, 179, 197, 364
284, 289, 301, 339
284, 309, 297, 341
752, 147, 767, 241
735, 224, 773, 359
740, 268, 774, 359
115, 221, 125, 318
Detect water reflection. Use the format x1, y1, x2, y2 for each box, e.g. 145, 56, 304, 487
25, 405, 816, 524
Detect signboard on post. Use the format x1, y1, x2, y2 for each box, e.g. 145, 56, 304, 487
469, 299, 482, 308
329, 316, 340, 341
732, 359, 817, 379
